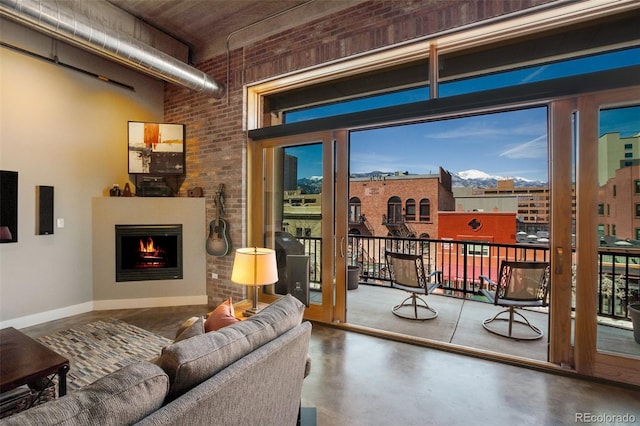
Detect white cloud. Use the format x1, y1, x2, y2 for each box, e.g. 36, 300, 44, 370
499, 134, 547, 159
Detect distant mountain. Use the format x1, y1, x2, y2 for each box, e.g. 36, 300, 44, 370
451, 169, 547, 188
297, 177, 323, 194
298, 169, 546, 192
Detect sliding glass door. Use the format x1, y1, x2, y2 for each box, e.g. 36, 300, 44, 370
572, 87, 640, 384
248, 131, 348, 323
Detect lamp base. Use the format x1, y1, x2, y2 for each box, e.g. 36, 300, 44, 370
242, 307, 260, 317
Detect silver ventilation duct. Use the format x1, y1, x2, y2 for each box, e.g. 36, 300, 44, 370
0, 0, 225, 98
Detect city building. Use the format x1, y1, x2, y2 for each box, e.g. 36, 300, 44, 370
349, 168, 454, 238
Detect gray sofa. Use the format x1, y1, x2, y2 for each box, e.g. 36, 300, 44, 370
4, 295, 311, 426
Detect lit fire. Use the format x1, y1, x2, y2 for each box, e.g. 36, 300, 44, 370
135, 237, 165, 268
139, 237, 158, 254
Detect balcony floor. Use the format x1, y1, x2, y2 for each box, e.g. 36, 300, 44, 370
343, 284, 640, 361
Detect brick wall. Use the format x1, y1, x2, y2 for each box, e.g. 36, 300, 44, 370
350, 175, 446, 238
164, 0, 553, 307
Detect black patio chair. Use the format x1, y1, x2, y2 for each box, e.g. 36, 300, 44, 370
479, 260, 550, 340
385, 251, 441, 320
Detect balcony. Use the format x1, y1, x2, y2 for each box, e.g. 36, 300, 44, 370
298, 235, 640, 361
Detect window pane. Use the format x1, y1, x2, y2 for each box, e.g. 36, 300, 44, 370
440, 48, 639, 98
596, 104, 640, 356
284, 86, 429, 124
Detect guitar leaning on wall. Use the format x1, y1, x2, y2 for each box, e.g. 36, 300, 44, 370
206, 184, 231, 256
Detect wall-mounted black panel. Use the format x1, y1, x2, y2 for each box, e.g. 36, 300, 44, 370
0, 170, 18, 243
36, 185, 54, 235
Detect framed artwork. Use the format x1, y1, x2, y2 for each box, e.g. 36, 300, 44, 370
128, 121, 185, 174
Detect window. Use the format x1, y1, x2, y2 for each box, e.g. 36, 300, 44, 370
636, 228, 640, 240
462, 242, 489, 257
283, 47, 639, 124
419, 199, 431, 222
636, 203, 640, 218
440, 48, 639, 98
613, 185, 616, 197
624, 152, 633, 158
349, 197, 362, 223
598, 204, 605, 215
405, 199, 416, 221
387, 197, 402, 223
636, 180, 640, 194
625, 144, 633, 149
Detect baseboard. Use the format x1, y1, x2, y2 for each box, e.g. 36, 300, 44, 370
0, 302, 94, 329
93, 295, 208, 311
0, 295, 208, 329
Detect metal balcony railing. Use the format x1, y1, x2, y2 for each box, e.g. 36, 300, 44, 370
294, 235, 639, 321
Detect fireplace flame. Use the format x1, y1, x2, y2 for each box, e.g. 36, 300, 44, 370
139, 237, 160, 256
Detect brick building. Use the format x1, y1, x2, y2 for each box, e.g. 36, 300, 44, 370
348, 168, 454, 238
598, 164, 640, 241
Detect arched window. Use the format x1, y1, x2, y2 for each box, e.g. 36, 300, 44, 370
419, 198, 431, 222
405, 198, 416, 221
349, 197, 361, 223
387, 196, 403, 223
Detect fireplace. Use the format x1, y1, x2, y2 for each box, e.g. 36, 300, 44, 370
115, 224, 183, 282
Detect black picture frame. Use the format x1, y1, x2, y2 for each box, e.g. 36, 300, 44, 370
127, 121, 185, 175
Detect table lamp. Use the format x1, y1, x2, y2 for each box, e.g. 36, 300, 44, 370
231, 247, 278, 317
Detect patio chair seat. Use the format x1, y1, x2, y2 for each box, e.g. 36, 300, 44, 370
479, 261, 550, 340
385, 251, 441, 320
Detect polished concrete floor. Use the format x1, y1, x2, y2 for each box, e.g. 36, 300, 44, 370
20, 306, 640, 426
345, 284, 640, 360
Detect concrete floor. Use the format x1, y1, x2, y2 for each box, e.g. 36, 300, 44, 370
345, 284, 640, 360
19, 305, 640, 426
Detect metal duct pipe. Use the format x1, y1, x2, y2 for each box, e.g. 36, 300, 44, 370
0, 0, 225, 97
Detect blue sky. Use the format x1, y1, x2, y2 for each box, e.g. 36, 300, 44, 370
287, 104, 639, 183
350, 107, 549, 181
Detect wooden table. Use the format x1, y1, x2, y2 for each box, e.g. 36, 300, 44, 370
0, 327, 70, 398
233, 299, 269, 318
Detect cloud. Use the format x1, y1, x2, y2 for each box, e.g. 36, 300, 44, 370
426, 118, 545, 140
499, 134, 547, 159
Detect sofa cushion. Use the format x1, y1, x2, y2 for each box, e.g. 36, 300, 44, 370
3, 362, 168, 426
174, 316, 205, 342
155, 294, 305, 400
204, 297, 239, 332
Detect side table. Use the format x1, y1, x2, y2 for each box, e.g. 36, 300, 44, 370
0, 327, 70, 401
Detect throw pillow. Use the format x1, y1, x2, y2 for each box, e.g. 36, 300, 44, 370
174, 316, 205, 342
204, 297, 240, 332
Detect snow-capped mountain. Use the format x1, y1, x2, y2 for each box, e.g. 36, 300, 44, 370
298, 169, 546, 193
451, 169, 546, 188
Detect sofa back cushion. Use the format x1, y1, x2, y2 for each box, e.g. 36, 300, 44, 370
3, 362, 168, 426
155, 294, 305, 399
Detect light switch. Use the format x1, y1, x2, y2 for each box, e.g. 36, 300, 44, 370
56, 218, 65, 228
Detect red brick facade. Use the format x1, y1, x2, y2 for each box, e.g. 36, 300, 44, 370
163, 0, 553, 306
349, 170, 455, 238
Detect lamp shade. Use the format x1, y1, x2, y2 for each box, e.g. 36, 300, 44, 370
231, 247, 278, 286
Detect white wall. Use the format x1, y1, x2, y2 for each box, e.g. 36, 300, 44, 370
0, 19, 166, 327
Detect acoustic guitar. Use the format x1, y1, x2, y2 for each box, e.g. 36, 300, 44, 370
206, 184, 231, 256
